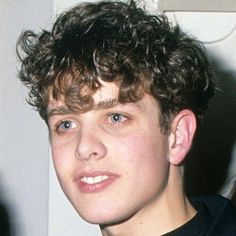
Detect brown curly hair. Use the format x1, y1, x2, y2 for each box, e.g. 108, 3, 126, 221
17, 0, 215, 133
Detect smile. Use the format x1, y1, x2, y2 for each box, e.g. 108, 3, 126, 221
75, 171, 120, 193
81, 175, 109, 184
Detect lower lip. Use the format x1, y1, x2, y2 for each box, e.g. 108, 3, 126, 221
76, 176, 119, 193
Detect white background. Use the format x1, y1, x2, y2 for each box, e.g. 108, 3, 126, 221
0, 1, 51, 236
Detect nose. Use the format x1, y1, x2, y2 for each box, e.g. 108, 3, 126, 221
75, 125, 107, 161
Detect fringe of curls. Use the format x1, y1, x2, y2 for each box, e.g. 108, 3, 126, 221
17, 0, 215, 133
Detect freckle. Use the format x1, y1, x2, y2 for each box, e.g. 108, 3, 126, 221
139, 221, 144, 225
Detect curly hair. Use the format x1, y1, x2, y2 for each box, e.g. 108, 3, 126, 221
17, 0, 215, 133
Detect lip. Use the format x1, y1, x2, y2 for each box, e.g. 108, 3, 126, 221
74, 171, 120, 193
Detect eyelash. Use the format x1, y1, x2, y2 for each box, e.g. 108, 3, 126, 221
52, 112, 129, 133
55, 120, 77, 132
107, 113, 129, 125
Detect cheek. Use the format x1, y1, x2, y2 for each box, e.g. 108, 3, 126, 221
115, 130, 169, 164
120, 132, 169, 171
110, 131, 170, 192
112, 131, 170, 198
49, 131, 78, 164
50, 144, 77, 195
51, 141, 75, 172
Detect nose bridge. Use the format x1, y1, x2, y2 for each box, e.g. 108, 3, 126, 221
75, 122, 106, 161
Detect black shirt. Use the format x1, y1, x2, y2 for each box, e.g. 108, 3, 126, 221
163, 195, 236, 236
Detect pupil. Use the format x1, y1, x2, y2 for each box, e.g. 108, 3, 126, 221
64, 121, 71, 128
113, 114, 120, 121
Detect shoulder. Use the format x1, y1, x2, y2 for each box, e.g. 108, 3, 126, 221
193, 195, 236, 235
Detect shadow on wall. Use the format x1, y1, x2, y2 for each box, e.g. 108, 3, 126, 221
0, 201, 12, 236
184, 55, 236, 196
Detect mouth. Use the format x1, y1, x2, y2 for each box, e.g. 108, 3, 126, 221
75, 171, 119, 193
81, 175, 109, 184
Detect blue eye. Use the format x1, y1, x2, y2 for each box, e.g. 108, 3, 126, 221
57, 120, 77, 131
109, 113, 126, 124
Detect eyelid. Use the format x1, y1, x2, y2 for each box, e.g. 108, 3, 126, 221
55, 119, 78, 132
106, 112, 130, 124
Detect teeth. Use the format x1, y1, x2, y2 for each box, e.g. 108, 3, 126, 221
81, 176, 109, 184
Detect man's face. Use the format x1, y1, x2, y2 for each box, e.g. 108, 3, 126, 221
48, 80, 171, 225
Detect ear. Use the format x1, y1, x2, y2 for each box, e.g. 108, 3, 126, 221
168, 110, 197, 165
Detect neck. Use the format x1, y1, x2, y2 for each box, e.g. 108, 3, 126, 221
100, 166, 196, 236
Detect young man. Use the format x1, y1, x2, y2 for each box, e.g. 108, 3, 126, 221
17, 1, 236, 235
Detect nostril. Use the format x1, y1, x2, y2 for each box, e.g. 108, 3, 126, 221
73, 122, 108, 160
75, 132, 107, 161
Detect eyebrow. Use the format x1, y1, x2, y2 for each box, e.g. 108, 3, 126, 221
47, 98, 120, 118
93, 98, 119, 110
47, 106, 71, 118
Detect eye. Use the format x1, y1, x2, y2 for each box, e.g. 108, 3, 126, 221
57, 120, 77, 132
108, 113, 127, 124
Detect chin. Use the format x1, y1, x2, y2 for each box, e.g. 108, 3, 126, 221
76, 204, 137, 227
78, 210, 119, 225
80, 213, 116, 225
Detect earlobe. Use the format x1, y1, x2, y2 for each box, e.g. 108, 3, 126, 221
168, 110, 197, 165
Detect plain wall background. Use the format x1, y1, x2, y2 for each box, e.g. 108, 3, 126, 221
0, 1, 52, 235
0, 1, 235, 236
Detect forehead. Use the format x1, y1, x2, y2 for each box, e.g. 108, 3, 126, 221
92, 80, 119, 104
47, 80, 120, 112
